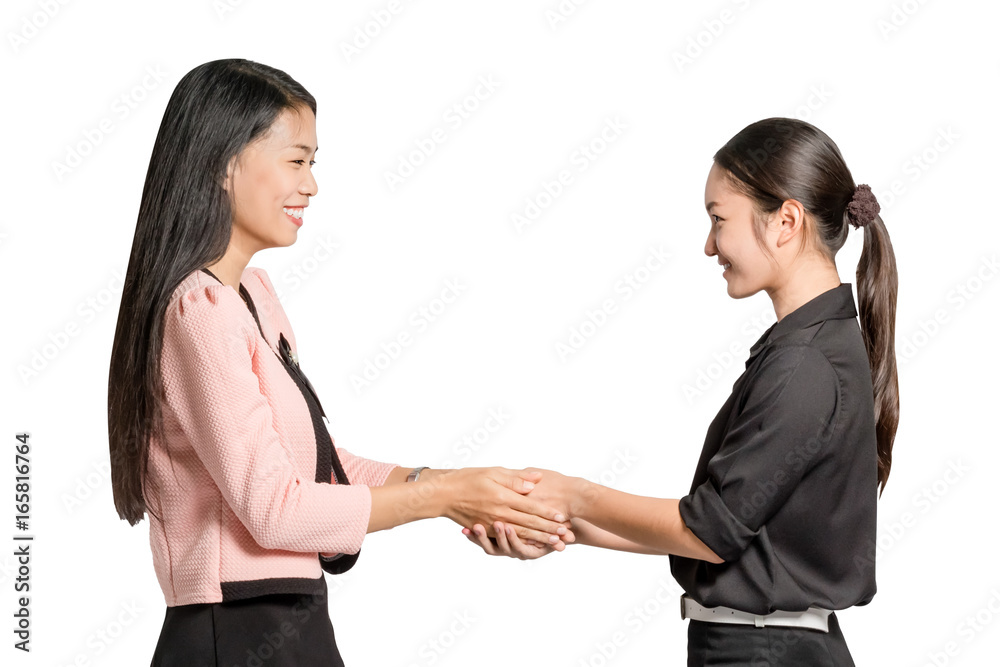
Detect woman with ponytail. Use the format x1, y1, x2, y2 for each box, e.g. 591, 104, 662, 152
466, 117, 899, 666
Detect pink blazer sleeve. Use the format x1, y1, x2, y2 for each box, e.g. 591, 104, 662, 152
334, 446, 399, 487
161, 284, 373, 555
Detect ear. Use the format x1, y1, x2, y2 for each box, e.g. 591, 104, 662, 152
221, 154, 238, 193
773, 198, 806, 249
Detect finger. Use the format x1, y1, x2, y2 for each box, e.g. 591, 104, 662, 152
500, 493, 569, 530
501, 514, 567, 550
505, 524, 543, 558
470, 524, 498, 555
517, 469, 544, 486
494, 467, 545, 495
492, 521, 513, 555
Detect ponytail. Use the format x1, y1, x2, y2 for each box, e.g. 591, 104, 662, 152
712, 117, 901, 496
855, 212, 899, 495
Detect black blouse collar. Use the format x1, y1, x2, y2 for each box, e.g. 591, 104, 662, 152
747, 283, 858, 361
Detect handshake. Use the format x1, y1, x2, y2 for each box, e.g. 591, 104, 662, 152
375, 461, 717, 562
416, 466, 595, 561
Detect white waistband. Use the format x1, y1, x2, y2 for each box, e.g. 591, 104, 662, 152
680, 595, 831, 633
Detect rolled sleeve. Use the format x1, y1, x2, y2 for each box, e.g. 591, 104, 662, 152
679, 345, 838, 562
162, 285, 373, 555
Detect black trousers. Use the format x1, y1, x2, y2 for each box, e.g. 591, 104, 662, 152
150, 577, 345, 667
687, 612, 855, 666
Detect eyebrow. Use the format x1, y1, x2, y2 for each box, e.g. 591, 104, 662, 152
290, 144, 318, 154
706, 201, 719, 212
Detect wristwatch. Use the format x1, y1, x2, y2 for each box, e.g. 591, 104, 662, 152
406, 466, 429, 483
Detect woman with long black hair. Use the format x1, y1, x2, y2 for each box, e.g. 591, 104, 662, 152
466, 117, 899, 666
107, 58, 572, 665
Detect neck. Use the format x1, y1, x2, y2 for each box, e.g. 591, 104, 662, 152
205, 250, 250, 292
766, 258, 841, 322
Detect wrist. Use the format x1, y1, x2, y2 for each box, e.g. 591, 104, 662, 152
573, 476, 600, 521
413, 467, 453, 521
405, 466, 429, 483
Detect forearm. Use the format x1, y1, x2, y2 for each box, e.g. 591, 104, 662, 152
367, 468, 450, 532
575, 483, 723, 563
570, 517, 664, 555
381, 465, 411, 486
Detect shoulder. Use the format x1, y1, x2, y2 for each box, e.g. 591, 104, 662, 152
242, 266, 280, 301
241, 266, 298, 353
756, 342, 835, 380
746, 343, 839, 415
164, 270, 257, 345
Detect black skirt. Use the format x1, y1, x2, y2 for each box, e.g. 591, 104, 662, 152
150, 575, 345, 667
687, 611, 855, 666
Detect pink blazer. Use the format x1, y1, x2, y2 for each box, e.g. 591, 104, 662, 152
146, 266, 398, 606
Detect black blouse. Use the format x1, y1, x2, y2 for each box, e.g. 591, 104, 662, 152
669, 283, 878, 615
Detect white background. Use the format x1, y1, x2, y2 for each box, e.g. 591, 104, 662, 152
3, 1, 999, 665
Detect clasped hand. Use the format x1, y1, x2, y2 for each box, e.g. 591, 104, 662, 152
461, 467, 583, 560
436, 466, 576, 550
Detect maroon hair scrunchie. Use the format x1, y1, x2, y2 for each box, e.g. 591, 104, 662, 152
846, 184, 880, 229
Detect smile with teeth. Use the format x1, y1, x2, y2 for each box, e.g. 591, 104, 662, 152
722, 262, 731, 270
283, 207, 304, 219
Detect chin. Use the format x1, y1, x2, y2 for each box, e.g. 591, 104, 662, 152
724, 279, 750, 300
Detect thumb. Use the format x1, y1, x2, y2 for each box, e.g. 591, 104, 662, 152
508, 470, 541, 494
518, 468, 543, 484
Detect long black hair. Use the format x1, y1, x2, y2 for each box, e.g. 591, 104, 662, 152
108, 59, 316, 525
713, 117, 899, 494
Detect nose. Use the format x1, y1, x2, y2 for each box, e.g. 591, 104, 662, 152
301, 166, 318, 197
704, 227, 717, 258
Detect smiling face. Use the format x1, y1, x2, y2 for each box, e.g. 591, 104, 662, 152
223, 106, 318, 254
703, 161, 783, 299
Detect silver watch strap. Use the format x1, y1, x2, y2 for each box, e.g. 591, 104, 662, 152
406, 466, 429, 482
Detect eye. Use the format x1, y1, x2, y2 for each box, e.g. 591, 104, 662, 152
711, 214, 722, 224
292, 160, 317, 166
